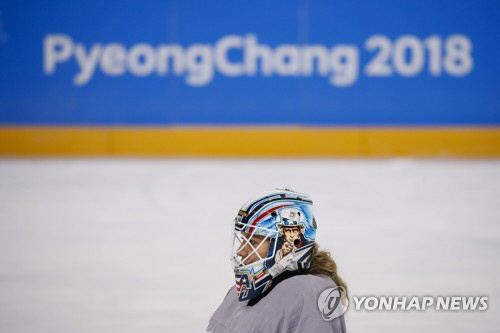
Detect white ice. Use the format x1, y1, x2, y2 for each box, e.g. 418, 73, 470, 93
0, 159, 499, 333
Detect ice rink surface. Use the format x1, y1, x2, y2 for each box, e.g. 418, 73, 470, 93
0, 158, 499, 333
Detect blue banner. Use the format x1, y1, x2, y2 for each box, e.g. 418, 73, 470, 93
0, 0, 499, 125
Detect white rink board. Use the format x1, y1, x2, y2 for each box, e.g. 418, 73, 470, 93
0, 159, 499, 333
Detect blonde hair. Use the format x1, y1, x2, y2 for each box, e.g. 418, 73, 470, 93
307, 243, 348, 302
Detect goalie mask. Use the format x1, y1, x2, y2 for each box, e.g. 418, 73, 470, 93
231, 189, 317, 301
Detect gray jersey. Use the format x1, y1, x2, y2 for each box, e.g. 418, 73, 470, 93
206, 274, 346, 333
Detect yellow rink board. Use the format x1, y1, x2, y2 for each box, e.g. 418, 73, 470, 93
0, 127, 499, 157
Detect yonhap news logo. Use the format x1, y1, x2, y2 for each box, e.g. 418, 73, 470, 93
42, 33, 473, 87
317, 286, 348, 321
317, 290, 488, 321
352, 295, 488, 312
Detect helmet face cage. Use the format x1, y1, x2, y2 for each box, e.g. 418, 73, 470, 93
230, 189, 317, 302
231, 223, 278, 272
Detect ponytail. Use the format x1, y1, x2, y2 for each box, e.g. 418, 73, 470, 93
307, 243, 348, 303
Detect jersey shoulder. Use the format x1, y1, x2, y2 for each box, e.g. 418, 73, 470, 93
273, 273, 337, 297
254, 274, 344, 332
257, 273, 337, 314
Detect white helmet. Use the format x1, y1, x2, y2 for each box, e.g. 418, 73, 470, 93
231, 189, 317, 301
